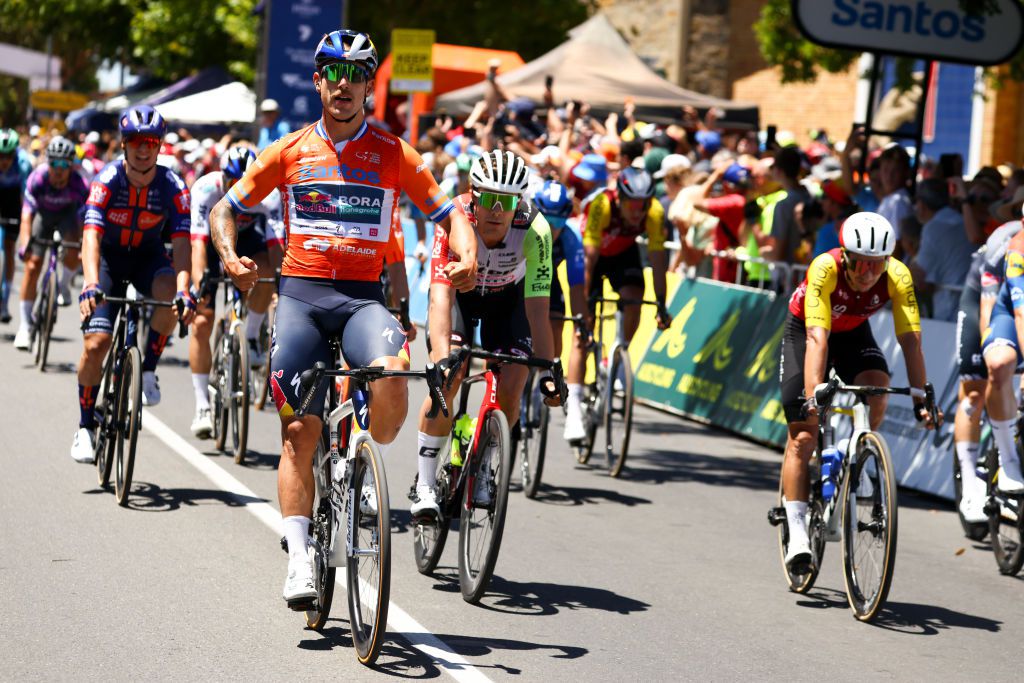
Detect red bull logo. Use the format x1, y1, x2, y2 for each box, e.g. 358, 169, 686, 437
270, 369, 294, 417
295, 190, 338, 215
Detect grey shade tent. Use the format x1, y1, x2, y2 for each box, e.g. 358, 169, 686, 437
436, 14, 759, 128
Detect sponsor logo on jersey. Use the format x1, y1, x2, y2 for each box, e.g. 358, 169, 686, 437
302, 237, 332, 252
981, 271, 1000, 288
295, 163, 380, 184
299, 154, 330, 164
1007, 251, 1024, 279
138, 211, 164, 230
370, 130, 395, 145
355, 150, 381, 165
107, 209, 131, 226
88, 183, 110, 207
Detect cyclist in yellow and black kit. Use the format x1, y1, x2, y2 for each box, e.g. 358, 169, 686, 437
779, 212, 939, 569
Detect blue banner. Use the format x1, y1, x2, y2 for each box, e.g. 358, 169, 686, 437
265, 0, 344, 129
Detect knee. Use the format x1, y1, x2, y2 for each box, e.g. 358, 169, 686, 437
788, 429, 816, 458
987, 355, 1015, 385
83, 335, 110, 361
192, 312, 212, 338
283, 418, 320, 455
151, 276, 175, 301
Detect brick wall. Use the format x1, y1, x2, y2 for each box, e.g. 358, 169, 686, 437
598, 0, 684, 82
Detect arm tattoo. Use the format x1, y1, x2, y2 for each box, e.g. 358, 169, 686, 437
210, 200, 238, 264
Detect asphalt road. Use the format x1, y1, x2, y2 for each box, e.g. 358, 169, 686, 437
1, 276, 1022, 681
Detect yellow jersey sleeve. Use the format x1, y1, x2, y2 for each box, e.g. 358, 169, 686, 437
582, 191, 611, 249
803, 252, 839, 331
645, 199, 666, 252
886, 258, 921, 336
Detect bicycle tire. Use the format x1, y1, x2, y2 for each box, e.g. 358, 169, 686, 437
230, 326, 250, 464
36, 269, 57, 371
115, 347, 143, 507
459, 409, 511, 604
986, 443, 1024, 575
953, 440, 988, 541
253, 307, 273, 411
520, 375, 549, 499
841, 432, 898, 622
605, 346, 633, 478
775, 461, 826, 593
94, 353, 116, 488
211, 324, 229, 452
575, 349, 604, 465
412, 442, 453, 575
305, 437, 336, 631
347, 439, 391, 666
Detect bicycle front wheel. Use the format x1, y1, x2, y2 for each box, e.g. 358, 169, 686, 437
520, 376, 549, 499
575, 353, 604, 465
35, 269, 57, 371
841, 432, 898, 622
115, 347, 143, 507
347, 439, 391, 666
604, 346, 634, 478
211, 325, 229, 452
94, 353, 116, 488
986, 443, 1024, 575
305, 438, 336, 630
230, 327, 250, 464
459, 409, 511, 603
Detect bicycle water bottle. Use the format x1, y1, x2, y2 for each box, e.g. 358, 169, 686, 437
820, 446, 841, 501
451, 415, 476, 467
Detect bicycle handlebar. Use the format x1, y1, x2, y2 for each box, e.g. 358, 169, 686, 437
82, 291, 188, 338
812, 374, 938, 423
441, 346, 568, 405
295, 360, 451, 420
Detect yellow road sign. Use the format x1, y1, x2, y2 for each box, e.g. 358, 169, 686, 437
30, 90, 90, 112
391, 29, 435, 94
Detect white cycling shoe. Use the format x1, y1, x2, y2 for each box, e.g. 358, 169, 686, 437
785, 535, 812, 571
410, 484, 440, 521
141, 371, 161, 406
998, 458, 1024, 494
58, 281, 72, 307
283, 551, 316, 604
70, 427, 96, 464
563, 403, 587, 442
13, 325, 30, 350
360, 484, 378, 516
959, 484, 988, 524
190, 408, 213, 439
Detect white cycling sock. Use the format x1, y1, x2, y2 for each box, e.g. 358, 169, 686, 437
784, 500, 809, 545
991, 418, 1019, 468
956, 441, 981, 485
192, 373, 210, 410
19, 299, 32, 327
245, 310, 266, 341
417, 432, 447, 489
567, 383, 583, 410
282, 515, 311, 563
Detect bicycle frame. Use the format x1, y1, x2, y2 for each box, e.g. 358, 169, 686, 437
455, 364, 502, 512
817, 399, 872, 542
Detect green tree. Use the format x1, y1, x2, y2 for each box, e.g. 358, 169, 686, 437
754, 0, 1024, 89
349, 0, 595, 62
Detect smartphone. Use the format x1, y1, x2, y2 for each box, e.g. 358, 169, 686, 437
939, 153, 963, 180
545, 75, 553, 90
766, 124, 777, 150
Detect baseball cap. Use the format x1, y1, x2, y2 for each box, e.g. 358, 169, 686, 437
653, 153, 692, 179
571, 153, 608, 183
695, 130, 721, 154
260, 99, 280, 113
821, 179, 852, 206
722, 163, 750, 186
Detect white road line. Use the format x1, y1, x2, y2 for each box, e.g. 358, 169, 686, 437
143, 410, 492, 683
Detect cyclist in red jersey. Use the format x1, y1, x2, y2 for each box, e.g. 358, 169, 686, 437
209, 30, 476, 607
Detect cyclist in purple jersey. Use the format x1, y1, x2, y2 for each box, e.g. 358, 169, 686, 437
11, 138, 88, 349
71, 106, 196, 464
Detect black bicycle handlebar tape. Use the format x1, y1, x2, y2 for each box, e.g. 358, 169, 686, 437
295, 361, 327, 417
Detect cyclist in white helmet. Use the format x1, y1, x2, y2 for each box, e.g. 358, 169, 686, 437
778, 211, 939, 570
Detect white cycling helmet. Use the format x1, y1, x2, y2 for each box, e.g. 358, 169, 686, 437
840, 211, 896, 257
46, 136, 75, 162
469, 150, 529, 196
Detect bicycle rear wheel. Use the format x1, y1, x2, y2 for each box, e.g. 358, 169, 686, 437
520, 375, 549, 499
412, 440, 453, 575
252, 310, 273, 410
115, 347, 143, 507
305, 438, 336, 630
35, 268, 57, 370
230, 326, 250, 464
953, 439, 988, 541
347, 439, 391, 666
211, 325, 229, 452
841, 432, 898, 622
459, 409, 511, 603
94, 353, 116, 488
604, 346, 633, 477
774, 461, 826, 593
986, 443, 1024, 575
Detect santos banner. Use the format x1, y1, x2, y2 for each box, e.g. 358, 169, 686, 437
633, 278, 959, 500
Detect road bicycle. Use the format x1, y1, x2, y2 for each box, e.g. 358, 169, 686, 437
574, 297, 664, 477
411, 345, 565, 603
88, 286, 185, 506
953, 421, 991, 542
290, 349, 449, 666
29, 229, 80, 371
980, 389, 1024, 575
767, 373, 937, 622
203, 273, 276, 464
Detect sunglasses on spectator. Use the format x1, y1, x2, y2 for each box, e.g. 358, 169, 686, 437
475, 191, 520, 212
844, 253, 888, 275
125, 135, 161, 149
49, 159, 71, 169
320, 62, 370, 84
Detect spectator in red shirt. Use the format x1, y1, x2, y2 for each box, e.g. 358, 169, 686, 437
693, 162, 751, 283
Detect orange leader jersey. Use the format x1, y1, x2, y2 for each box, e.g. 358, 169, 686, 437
227, 119, 453, 281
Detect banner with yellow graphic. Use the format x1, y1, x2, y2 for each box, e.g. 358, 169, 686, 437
634, 278, 789, 446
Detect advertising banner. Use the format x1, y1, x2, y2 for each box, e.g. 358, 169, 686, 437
390, 29, 435, 94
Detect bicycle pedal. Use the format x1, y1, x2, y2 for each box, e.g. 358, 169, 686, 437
767, 507, 786, 527
286, 598, 316, 612
280, 536, 289, 554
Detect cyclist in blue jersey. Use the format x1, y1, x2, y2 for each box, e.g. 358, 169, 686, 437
0, 128, 34, 323
532, 180, 588, 441
72, 105, 196, 463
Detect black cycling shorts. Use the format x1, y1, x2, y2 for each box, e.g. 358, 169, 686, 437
84, 245, 175, 335
779, 312, 890, 423
427, 282, 533, 359
957, 286, 986, 381
590, 243, 645, 299
268, 276, 408, 419
29, 207, 81, 258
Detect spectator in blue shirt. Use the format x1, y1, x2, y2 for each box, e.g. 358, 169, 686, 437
257, 99, 291, 151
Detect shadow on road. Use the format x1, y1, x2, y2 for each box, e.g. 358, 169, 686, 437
532, 483, 652, 507
234, 449, 281, 470
795, 587, 1003, 634
622, 447, 779, 491
83, 480, 268, 511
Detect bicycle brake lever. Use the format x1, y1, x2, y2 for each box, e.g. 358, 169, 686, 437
425, 362, 450, 419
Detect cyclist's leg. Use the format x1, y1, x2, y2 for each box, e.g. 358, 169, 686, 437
955, 295, 987, 489
56, 208, 82, 297
16, 213, 47, 330
606, 245, 646, 347
132, 248, 176, 372
189, 276, 217, 419
77, 259, 122, 431
983, 313, 1024, 489
338, 288, 411, 445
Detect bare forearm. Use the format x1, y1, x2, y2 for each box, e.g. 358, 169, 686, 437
81, 230, 101, 284
191, 240, 208, 289
803, 328, 830, 397
980, 296, 995, 335
583, 246, 599, 297
898, 331, 927, 389
427, 286, 453, 362
171, 237, 191, 293
650, 250, 668, 303
387, 262, 409, 307
209, 200, 239, 266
